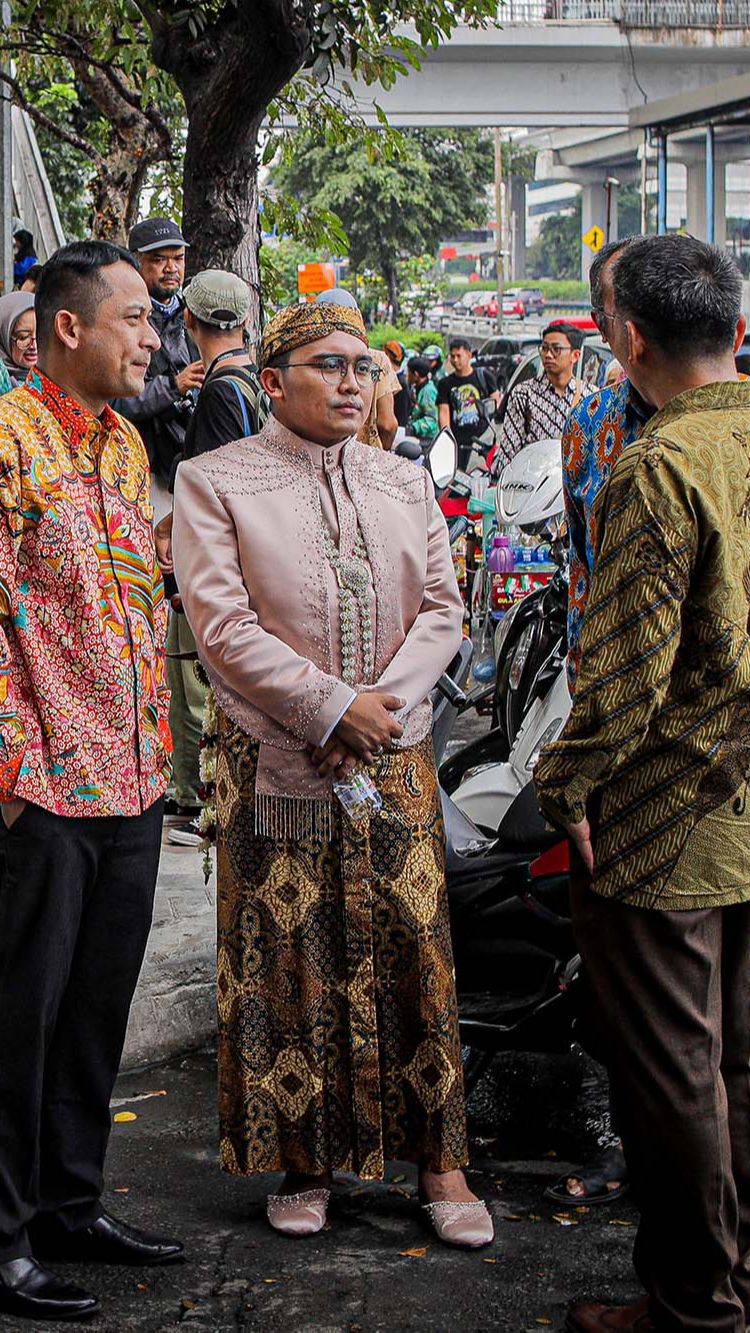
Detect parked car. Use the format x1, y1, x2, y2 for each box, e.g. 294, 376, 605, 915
471, 291, 499, 317
495, 334, 614, 420
502, 286, 546, 319
473, 333, 543, 396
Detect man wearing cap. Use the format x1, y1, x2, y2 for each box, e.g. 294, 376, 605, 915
156, 270, 268, 848
114, 217, 203, 512
172, 299, 493, 1251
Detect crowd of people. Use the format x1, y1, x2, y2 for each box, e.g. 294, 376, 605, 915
0, 216, 747, 1333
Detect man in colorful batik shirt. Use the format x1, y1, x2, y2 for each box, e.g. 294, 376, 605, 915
0, 242, 182, 1325
536, 235, 750, 1332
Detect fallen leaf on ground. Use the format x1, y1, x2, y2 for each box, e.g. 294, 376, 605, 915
113, 1111, 137, 1123
262, 1278, 278, 1284
114, 1186, 130, 1194
136, 1283, 149, 1293
180, 1299, 196, 1311
528, 1214, 542, 1221
608, 1218, 634, 1226
504, 1214, 523, 1220
399, 1246, 428, 1258
574, 1206, 589, 1214
388, 1185, 411, 1197
482, 1257, 498, 1264
552, 1214, 578, 1226
110, 1090, 167, 1107
542, 1150, 558, 1159
535, 1319, 553, 1325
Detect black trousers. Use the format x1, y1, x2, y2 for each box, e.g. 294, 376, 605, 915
572, 874, 750, 1332
0, 798, 163, 1262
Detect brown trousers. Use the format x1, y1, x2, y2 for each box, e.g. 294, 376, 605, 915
572, 872, 750, 1331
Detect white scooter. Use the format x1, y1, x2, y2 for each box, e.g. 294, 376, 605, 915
445, 436, 573, 838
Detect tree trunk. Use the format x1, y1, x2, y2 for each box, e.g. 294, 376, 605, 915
384, 261, 400, 323
142, 0, 314, 336
180, 106, 263, 312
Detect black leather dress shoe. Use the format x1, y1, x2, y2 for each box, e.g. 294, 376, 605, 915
36, 1212, 184, 1266
0, 1257, 99, 1321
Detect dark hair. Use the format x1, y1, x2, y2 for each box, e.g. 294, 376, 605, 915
449, 337, 472, 353
35, 240, 139, 349
613, 234, 742, 358
542, 321, 583, 350
589, 235, 638, 311
14, 229, 35, 261
407, 355, 431, 378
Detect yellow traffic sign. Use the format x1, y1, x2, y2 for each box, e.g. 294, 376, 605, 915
583, 225, 605, 253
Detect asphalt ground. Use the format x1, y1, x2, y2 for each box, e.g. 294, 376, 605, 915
2, 710, 642, 1331
0, 1046, 640, 1333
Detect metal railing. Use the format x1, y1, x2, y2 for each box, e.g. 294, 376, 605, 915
499, 0, 749, 22
620, 0, 749, 24
501, 0, 618, 18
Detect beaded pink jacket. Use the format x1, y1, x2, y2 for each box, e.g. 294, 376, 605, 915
172, 416, 463, 822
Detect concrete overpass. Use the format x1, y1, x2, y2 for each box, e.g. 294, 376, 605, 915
348, 2, 750, 129
525, 72, 750, 271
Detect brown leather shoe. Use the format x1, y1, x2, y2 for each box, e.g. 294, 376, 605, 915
566, 1296, 655, 1331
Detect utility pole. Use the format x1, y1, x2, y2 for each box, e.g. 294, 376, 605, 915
493, 127, 504, 334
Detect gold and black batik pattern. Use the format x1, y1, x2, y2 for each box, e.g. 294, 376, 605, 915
214, 714, 469, 1179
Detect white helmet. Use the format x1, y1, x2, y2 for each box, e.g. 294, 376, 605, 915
495, 436, 563, 531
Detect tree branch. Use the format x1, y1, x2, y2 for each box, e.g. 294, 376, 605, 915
0, 70, 104, 166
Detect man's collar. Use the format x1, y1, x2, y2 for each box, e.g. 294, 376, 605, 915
642, 378, 750, 433
151, 293, 181, 317
24, 370, 120, 451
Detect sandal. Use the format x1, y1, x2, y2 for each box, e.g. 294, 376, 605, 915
545, 1145, 629, 1207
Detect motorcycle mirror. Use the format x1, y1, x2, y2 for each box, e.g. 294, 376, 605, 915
425, 427, 457, 490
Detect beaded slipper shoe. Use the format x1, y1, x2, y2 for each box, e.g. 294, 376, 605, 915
266, 1189, 331, 1237
421, 1200, 494, 1248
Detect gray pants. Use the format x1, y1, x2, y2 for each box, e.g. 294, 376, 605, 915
166, 612, 207, 809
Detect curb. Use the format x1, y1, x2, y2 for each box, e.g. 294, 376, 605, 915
122, 835, 217, 1070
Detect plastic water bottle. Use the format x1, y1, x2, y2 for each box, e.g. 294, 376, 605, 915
487, 534, 514, 573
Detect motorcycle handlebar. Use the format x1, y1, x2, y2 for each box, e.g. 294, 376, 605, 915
435, 673, 468, 707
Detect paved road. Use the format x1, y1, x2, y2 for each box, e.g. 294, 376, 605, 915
1, 1048, 639, 1332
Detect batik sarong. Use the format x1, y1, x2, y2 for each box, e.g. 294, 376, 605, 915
215, 711, 468, 1179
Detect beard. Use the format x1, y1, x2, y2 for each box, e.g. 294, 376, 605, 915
151, 281, 180, 304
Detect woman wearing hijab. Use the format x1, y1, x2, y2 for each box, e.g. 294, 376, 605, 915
0, 293, 37, 386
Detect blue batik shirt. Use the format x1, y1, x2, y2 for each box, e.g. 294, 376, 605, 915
563, 378, 652, 688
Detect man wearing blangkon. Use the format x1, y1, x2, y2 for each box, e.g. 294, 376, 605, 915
535, 234, 750, 1330
0, 242, 182, 1324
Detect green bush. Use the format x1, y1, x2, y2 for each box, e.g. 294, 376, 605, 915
367, 324, 445, 354
535, 279, 588, 301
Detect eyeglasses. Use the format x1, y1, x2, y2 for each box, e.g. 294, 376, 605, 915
274, 355, 381, 386
540, 342, 572, 356
591, 307, 623, 327
12, 331, 35, 346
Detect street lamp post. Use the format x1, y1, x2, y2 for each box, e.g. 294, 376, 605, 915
493, 127, 504, 334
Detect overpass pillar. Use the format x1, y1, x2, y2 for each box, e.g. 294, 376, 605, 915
685, 151, 726, 247
509, 176, 526, 280
580, 181, 616, 280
